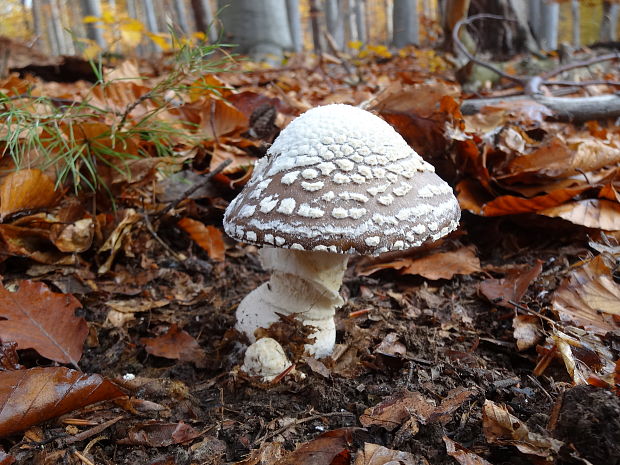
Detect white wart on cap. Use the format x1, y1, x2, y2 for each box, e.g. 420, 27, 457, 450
224, 104, 460, 255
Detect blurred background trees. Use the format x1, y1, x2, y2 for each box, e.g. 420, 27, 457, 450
0, 0, 619, 61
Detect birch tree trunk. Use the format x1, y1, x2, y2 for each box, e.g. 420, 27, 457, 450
31, 0, 44, 48
80, 0, 106, 47
600, 1, 620, 42
539, 0, 558, 50
49, 0, 68, 54
325, 0, 345, 49
218, 0, 293, 61
528, 0, 541, 45
190, 0, 217, 42
286, 0, 303, 52
142, 0, 160, 33
392, 0, 419, 47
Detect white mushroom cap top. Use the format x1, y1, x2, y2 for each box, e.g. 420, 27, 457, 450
224, 104, 460, 255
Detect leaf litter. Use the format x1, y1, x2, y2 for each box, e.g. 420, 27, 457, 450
0, 33, 619, 465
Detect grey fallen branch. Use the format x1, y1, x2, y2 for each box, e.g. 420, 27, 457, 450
460, 93, 620, 122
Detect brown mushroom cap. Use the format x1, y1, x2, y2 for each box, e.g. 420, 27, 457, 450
223, 104, 460, 255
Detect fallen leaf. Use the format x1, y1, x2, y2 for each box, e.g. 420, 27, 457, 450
429, 387, 478, 424
0, 223, 74, 264
141, 324, 207, 367
0, 280, 88, 365
274, 428, 360, 465
359, 245, 481, 280
374, 333, 406, 358
482, 186, 587, 217
0, 169, 59, 220
97, 209, 141, 274
479, 262, 543, 309
178, 218, 226, 261
118, 421, 200, 447
359, 390, 435, 431
443, 436, 492, 465
541, 199, 620, 230
234, 442, 284, 465
482, 399, 563, 457
552, 254, 620, 334
353, 443, 419, 465
513, 315, 543, 351
0, 367, 124, 437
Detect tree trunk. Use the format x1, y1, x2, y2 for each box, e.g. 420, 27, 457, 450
31, 0, 44, 49
571, 0, 580, 47
392, 0, 419, 47
190, 0, 217, 42
528, 0, 541, 45
172, 0, 190, 34
49, 0, 68, 54
539, 0, 558, 50
80, 0, 106, 47
217, 0, 293, 61
286, 0, 303, 52
467, 0, 537, 58
354, 0, 367, 43
325, 0, 345, 49
601, 1, 620, 42
142, 0, 160, 33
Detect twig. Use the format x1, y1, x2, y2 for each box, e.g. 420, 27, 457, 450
507, 300, 557, 327
154, 158, 232, 220
543, 52, 620, 79
59, 416, 124, 447
323, 31, 356, 79
252, 411, 355, 446
73, 450, 95, 465
142, 211, 185, 261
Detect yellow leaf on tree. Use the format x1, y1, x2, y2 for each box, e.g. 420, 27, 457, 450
120, 20, 144, 47
83, 43, 103, 60
82, 15, 99, 23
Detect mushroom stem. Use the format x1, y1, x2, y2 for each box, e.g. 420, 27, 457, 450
236, 247, 349, 358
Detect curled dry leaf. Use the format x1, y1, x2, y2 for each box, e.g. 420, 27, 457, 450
482, 399, 563, 458
478, 261, 543, 309
97, 208, 141, 274
0, 280, 88, 365
482, 186, 587, 217
0, 169, 58, 220
512, 315, 543, 351
359, 390, 435, 431
552, 254, 620, 334
541, 199, 620, 230
234, 442, 284, 465
359, 245, 481, 280
443, 436, 492, 465
140, 324, 207, 367
118, 421, 200, 447
0, 367, 124, 437
353, 443, 420, 465
178, 218, 226, 262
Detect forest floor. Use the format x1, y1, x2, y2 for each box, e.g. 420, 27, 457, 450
0, 38, 619, 465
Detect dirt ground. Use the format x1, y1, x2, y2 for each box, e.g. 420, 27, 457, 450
3, 212, 618, 465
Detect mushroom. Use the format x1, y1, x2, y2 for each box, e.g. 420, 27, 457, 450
223, 104, 460, 369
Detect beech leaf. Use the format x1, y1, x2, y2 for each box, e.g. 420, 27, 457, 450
178, 218, 225, 261
0, 169, 58, 220
0, 367, 124, 437
140, 324, 207, 367
0, 280, 88, 366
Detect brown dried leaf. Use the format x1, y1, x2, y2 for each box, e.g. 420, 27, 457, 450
513, 315, 543, 351
429, 387, 478, 424
274, 428, 360, 465
234, 442, 284, 465
0, 169, 58, 220
479, 262, 543, 309
0, 280, 88, 365
178, 218, 225, 261
0, 367, 124, 437
541, 199, 620, 230
482, 187, 587, 217
443, 436, 492, 465
118, 421, 200, 447
482, 400, 563, 457
552, 254, 620, 334
359, 390, 435, 431
360, 245, 480, 280
353, 443, 419, 465
141, 324, 207, 367
374, 333, 406, 358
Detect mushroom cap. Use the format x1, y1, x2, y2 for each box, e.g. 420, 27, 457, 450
224, 104, 460, 255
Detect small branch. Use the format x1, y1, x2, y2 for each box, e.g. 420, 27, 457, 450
58, 416, 124, 447
154, 158, 232, 220
543, 52, 620, 80
452, 14, 523, 86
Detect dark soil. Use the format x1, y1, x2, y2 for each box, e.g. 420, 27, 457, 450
3, 216, 619, 465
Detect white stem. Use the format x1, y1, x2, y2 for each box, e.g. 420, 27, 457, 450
236, 247, 349, 358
